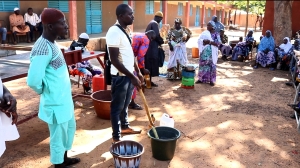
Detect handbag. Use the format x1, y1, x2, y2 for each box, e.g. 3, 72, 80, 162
158, 46, 165, 67
104, 24, 132, 85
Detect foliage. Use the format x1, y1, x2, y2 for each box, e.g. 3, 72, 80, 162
218, 0, 266, 15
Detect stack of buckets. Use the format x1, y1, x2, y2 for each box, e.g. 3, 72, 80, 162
181, 68, 195, 89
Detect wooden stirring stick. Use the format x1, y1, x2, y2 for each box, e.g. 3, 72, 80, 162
138, 89, 159, 139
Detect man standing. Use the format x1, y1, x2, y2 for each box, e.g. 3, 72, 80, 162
219, 29, 232, 61
27, 8, 80, 168
24, 7, 43, 42
106, 4, 143, 143
9, 7, 31, 44
144, 11, 164, 87
129, 30, 156, 110
0, 22, 7, 45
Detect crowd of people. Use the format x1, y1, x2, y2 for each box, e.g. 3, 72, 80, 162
2, 3, 300, 168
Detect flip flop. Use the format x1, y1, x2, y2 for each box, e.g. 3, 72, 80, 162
195, 80, 203, 84
128, 103, 143, 110
64, 157, 81, 166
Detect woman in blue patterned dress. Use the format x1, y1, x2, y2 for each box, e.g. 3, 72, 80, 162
231, 30, 255, 61
254, 30, 276, 70
196, 21, 219, 86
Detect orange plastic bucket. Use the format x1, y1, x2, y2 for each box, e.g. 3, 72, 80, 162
192, 48, 199, 58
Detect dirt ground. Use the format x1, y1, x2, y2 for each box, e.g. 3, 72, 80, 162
1, 45, 300, 168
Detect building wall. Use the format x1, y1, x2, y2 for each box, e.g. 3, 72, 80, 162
0, 1, 48, 30
292, 2, 300, 36
166, 3, 186, 28
262, 1, 274, 36
189, 5, 196, 27
0, 1, 232, 37
233, 13, 257, 28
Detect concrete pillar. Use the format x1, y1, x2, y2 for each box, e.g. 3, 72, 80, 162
129, 0, 134, 32
162, 0, 167, 24
221, 9, 225, 24
213, 6, 216, 16
185, 1, 190, 28
201, 5, 205, 28
68, 1, 77, 40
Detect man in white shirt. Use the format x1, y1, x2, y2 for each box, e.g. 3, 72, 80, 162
24, 7, 43, 41
106, 4, 143, 143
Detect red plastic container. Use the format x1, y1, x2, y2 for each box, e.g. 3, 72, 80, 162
92, 74, 105, 92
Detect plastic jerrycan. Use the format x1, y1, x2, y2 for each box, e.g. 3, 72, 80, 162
92, 74, 105, 92
159, 113, 174, 128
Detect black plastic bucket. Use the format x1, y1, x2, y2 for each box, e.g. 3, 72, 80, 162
147, 126, 181, 161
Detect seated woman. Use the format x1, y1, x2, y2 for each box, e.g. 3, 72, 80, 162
166, 18, 192, 80
231, 30, 255, 61
253, 30, 276, 69
219, 29, 232, 61
275, 37, 293, 70
68, 33, 102, 94
288, 39, 300, 71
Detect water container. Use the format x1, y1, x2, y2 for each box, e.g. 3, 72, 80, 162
145, 74, 151, 89
92, 74, 105, 92
159, 113, 174, 128
192, 48, 199, 58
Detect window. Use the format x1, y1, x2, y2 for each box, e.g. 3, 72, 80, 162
145, 0, 154, 14
48, 0, 69, 12
178, 2, 183, 16
190, 4, 193, 16
207, 8, 211, 17
123, 0, 135, 12
0, 0, 19, 12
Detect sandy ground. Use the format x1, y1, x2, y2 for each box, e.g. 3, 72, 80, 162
1, 34, 300, 168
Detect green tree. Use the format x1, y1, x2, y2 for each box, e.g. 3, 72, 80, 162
218, 0, 266, 36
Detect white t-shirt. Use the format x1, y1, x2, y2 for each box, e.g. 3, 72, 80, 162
106, 25, 134, 76
0, 78, 20, 157
24, 13, 40, 26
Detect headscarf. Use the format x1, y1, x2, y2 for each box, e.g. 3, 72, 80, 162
245, 30, 254, 42
211, 15, 224, 33
208, 20, 216, 30
279, 37, 292, 53
258, 30, 275, 52
294, 39, 300, 50
197, 30, 218, 64
247, 30, 253, 37
174, 18, 182, 24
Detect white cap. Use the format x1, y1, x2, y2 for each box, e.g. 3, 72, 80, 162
79, 33, 89, 39
14, 7, 19, 11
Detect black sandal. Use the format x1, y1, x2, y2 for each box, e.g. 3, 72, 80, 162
64, 157, 81, 166
151, 82, 158, 87
195, 80, 203, 84
128, 103, 143, 110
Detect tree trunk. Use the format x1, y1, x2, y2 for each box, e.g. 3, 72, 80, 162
233, 10, 236, 25
273, 1, 293, 45
244, 0, 249, 37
